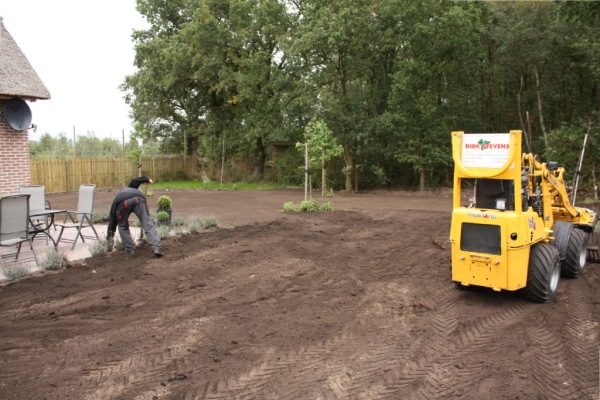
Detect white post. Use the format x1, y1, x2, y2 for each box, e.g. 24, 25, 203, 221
220, 134, 225, 190
572, 121, 591, 206
304, 143, 309, 201
321, 148, 326, 198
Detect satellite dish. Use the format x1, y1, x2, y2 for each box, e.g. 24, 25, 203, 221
3, 98, 33, 131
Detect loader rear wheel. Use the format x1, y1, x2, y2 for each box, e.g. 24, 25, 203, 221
522, 243, 560, 303
562, 228, 587, 278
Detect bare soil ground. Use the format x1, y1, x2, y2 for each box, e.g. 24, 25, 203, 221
0, 188, 598, 400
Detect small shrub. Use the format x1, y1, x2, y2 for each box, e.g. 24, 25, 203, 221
156, 225, 170, 239
90, 240, 112, 256
115, 237, 125, 251
187, 221, 201, 234
2, 263, 30, 282
93, 209, 110, 223
174, 226, 185, 236
40, 250, 68, 271
283, 201, 299, 212
156, 210, 170, 222
187, 214, 202, 234
283, 200, 334, 213
157, 195, 172, 209
320, 201, 333, 211
171, 215, 185, 227
202, 216, 219, 229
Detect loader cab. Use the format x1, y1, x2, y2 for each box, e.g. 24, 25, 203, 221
472, 176, 529, 212
474, 179, 514, 211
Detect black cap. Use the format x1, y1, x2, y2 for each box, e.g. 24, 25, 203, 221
128, 176, 151, 189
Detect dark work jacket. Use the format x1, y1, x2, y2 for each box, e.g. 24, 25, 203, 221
107, 187, 148, 237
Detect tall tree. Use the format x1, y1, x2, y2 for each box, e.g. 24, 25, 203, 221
290, 0, 382, 191
385, 1, 485, 191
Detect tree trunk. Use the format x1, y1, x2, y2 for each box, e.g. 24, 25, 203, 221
187, 134, 198, 157
353, 165, 359, 193
517, 73, 532, 153
593, 161, 598, 201
420, 169, 426, 192
321, 149, 326, 197
534, 66, 548, 151
252, 137, 266, 181
343, 145, 353, 192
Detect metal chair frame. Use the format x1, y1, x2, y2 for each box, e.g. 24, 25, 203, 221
0, 194, 39, 268
55, 184, 100, 250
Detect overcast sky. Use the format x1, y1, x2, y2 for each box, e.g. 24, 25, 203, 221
1, 0, 147, 142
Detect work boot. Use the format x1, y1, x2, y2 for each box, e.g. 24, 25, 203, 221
153, 248, 164, 257
126, 248, 136, 255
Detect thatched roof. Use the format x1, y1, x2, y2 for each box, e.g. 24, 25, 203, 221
0, 17, 50, 100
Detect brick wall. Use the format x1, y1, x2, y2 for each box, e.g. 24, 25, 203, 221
0, 99, 32, 195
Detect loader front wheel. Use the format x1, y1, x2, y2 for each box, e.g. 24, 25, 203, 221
522, 243, 560, 303
562, 228, 587, 278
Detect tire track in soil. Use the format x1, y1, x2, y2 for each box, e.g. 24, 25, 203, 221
191, 282, 421, 400
361, 301, 532, 399
562, 277, 600, 399
524, 311, 580, 400
184, 284, 531, 399
82, 316, 222, 400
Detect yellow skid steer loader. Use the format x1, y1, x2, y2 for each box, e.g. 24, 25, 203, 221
450, 130, 598, 302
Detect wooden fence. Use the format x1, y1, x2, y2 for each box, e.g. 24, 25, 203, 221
31, 156, 199, 193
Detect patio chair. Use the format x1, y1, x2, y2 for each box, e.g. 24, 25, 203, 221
0, 194, 39, 268
55, 184, 100, 250
19, 185, 51, 211
19, 185, 52, 243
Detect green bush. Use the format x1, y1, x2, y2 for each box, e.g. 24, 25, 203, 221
90, 240, 112, 256
156, 210, 170, 221
156, 225, 170, 239
171, 215, 185, 227
187, 214, 202, 233
93, 209, 110, 223
203, 216, 219, 229
2, 264, 30, 282
157, 195, 172, 209
40, 250, 68, 271
283, 200, 334, 212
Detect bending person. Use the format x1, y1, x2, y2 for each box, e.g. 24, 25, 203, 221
107, 176, 163, 257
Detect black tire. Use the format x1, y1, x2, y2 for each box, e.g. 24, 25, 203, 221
561, 228, 587, 278
551, 221, 572, 261
522, 243, 561, 303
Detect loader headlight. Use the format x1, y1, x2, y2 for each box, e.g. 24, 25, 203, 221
496, 198, 507, 210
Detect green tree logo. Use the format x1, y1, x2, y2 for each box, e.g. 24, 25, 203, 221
478, 139, 491, 150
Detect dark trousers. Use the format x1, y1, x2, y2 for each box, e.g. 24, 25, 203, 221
117, 198, 161, 251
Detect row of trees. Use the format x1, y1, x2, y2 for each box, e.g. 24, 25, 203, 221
122, 0, 600, 192
29, 133, 154, 159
